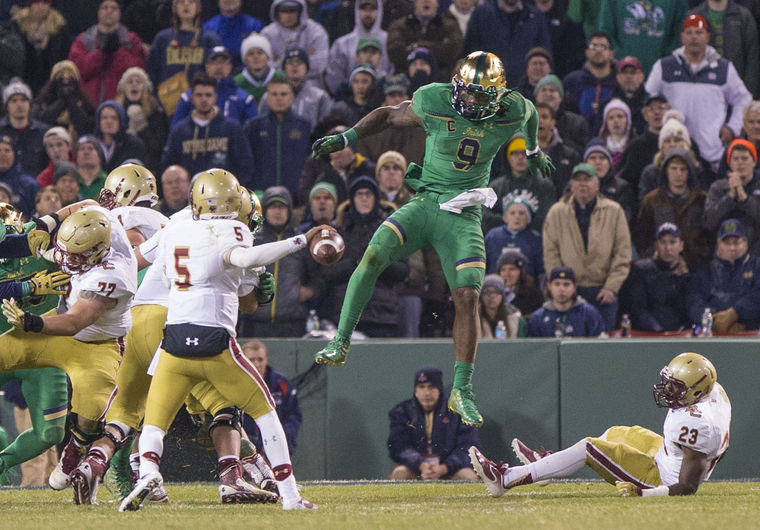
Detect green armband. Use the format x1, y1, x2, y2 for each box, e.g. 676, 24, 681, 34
21, 281, 31, 299
343, 128, 358, 146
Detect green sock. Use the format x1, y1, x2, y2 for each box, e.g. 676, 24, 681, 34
453, 361, 474, 389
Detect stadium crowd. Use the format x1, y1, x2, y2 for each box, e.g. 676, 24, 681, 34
0, 0, 759, 339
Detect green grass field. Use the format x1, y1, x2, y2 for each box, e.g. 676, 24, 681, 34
1, 481, 759, 529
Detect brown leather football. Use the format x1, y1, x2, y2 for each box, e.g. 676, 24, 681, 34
310, 229, 345, 265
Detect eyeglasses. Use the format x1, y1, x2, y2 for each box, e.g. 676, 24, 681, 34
588, 43, 610, 51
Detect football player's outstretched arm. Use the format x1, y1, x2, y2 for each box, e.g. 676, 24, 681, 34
34, 291, 116, 336
311, 102, 423, 157
226, 225, 335, 269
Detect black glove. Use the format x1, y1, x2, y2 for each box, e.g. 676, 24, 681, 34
101, 31, 120, 54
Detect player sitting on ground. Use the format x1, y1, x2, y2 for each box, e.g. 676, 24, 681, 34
470, 352, 731, 497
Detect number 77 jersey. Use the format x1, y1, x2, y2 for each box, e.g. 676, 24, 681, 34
656, 382, 732, 485
160, 216, 254, 337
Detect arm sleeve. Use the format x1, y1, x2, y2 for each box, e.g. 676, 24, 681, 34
723, 63, 753, 134
227, 235, 307, 268
522, 99, 540, 152
0, 233, 32, 258
603, 207, 632, 294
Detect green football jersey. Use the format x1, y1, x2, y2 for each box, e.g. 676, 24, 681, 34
0, 222, 60, 334
409, 83, 537, 197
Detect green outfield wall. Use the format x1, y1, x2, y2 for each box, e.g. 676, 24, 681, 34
262, 338, 757, 481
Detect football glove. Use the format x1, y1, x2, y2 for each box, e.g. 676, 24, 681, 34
311, 134, 348, 158
2, 298, 25, 330
615, 481, 641, 497
27, 230, 51, 257
256, 271, 275, 304
527, 150, 555, 176
27, 270, 71, 296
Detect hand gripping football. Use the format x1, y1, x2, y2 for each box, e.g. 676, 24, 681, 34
310, 229, 345, 265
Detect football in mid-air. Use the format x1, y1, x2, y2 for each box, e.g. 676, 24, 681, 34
310, 229, 345, 265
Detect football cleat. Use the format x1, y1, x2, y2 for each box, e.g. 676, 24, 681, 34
219, 478, 279, 504
71, 455, 107, 505
241, 452, 279, 497
469, 446, 508, 497
314, 335, 351, 365
511, 438, 552, 487
103, 460, 135, 501
148, 484, 170, 503
119, 471, 163, 512
282, 497, 318, 510
448, 385, 483, 427
49, 438, 85, 490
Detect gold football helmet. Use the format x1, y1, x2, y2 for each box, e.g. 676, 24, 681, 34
0, 203, 24, 234
451, 51, 507, 121
98, 163, 159, 210
54, 209, 111, 274
238, 188, 263, 235
653, 352, 717, 409
190, 168, 242, 220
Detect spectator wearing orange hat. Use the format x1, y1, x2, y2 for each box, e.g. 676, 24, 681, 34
645, 14, 752, 165
705, 138, 760, 254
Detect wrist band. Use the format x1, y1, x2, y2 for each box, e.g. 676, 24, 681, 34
21, 281, 31, 299
23, 312, 44, 333
291, 234, 307, 249
343, 128, 358, 146
526, 148, 540, 157
641, 485, 669, 497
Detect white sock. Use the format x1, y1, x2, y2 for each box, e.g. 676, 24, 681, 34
138, 425, 166, 478
507, 439, 588, 485
255, 411, 299, 502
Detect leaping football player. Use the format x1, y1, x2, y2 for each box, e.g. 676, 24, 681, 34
470, 353, 731, 498
311, 51, 554, 427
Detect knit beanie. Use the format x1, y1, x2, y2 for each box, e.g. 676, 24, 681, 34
414, 365, 443, 393
658, 118, 692, 150
599, 97, 631, 136
240, 33, 272, 60
376, 150, 407, 177
534, 74, 564, 98
50, 60, 80, 81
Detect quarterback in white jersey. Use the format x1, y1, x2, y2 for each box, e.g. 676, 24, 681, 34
119, 169, 328, 511
0, 209, 137, 493
469, 353, 731, 498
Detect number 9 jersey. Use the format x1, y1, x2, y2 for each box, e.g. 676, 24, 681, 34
160, 216, 254, 337
656, 382, 731, 485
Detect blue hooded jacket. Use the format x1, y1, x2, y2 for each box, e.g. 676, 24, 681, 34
170, 77, 258, 129
528, 298, 605, 337
0, 162, 38, 218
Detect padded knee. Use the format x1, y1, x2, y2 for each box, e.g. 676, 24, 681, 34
70, 417, 103, 446
209, 407, 242, 435
103, 421, 135, 451
39, 422, 66, 446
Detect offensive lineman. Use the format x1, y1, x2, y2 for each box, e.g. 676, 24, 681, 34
1, 207, 137, 491
470, 353, 731, 497
311, 51, 554, 427
119, 170, 327, 511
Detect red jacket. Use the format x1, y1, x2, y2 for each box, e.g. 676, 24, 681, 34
69, 25, 145, 104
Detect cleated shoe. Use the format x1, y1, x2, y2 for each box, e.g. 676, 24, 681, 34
119, 471, 163, 512
71, 455, 107, 505
241, 453, 279, 497
219, 478, 279, 504
148, 484, 169, 503
103, 465, 135, 502
282, 497, 318, 510
448, 385, 483, 427
49, 438, 85, 491
511, 438, 553, 487
314, 335, 351, 365
469, 446, 508, 498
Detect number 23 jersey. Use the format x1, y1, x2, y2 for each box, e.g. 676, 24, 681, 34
160, 217, 253, 337
655, 382, 731, 485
